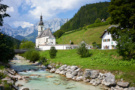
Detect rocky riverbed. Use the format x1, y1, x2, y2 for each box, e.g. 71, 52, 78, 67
47, 64, 135, 90
1, 55, 135, 90
7, 55, 102, 90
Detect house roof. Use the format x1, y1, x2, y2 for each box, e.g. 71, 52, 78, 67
100, 30, 108, 38
100, 25, 118, 38
37, 28, 55, 38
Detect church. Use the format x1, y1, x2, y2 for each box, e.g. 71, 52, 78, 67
36, 15, 56, 48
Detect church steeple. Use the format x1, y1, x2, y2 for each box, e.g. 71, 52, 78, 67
39, 14, 44, 25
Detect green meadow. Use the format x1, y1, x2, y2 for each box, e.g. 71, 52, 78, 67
40, 49, 135, 86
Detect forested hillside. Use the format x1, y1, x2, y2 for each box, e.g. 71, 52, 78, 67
60, 2, 110, 32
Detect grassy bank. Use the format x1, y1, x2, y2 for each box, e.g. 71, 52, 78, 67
56, 25, 110, 45
40, 49, 135, 86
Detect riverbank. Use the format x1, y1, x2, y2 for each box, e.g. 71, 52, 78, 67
8, 55, 102, 90
39, 49, 135, 87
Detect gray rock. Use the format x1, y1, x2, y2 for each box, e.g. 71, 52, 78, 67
83, 79, 90, 83
50, 68, 56, 73
90, 70, 99, 79
66, 72, 73, 79
59, 71, 66, 75
70, 66, 78, 71
72, 76, 77, 80
60, 65, 67, 71
72, 71, 78, 76
83, 69, 91, 79
76, 76, 83, 81
128, 87, 135, 90
98, 73, 105, 80
47, 64, 53, 69
102, 72, 116, 86
22, 88, 29, 90
117, 82, 129, 88
78, 71, 83, 76
55, 69, 61, 74
90, 79, 101, 86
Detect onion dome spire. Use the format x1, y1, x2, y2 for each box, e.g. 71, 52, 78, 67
39, 14, 44, 25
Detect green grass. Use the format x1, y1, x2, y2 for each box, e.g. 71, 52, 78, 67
40, 49, 135, 86
57, 25, 110, 45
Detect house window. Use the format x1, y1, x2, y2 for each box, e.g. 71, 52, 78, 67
104, 45, 109, 49
103, 39, 110, 42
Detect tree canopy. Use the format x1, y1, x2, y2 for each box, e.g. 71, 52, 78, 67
108, 0, 135, 59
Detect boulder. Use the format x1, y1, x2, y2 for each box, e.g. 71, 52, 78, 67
83, 79, 90, 83
66, 72, 73, 79
128, 87, 135, 90
83, 69, 91, 79
70, 66, 78, 71
72, 71, 78, 76
111, 86, 124, 90
90, 79, 101, 86
76, 76, 83, 81
50, 68, 56, 73
90, 70, 99, 79
102, 72, 116, 86
55, 69, 61, 74
59, 71, 66, 75
59, 65, 67, 71
47, 64, 53, 69
98, 73, 105, 80
117, 82, 129, 88
21, 87, 29, 90
78, 71, 83, 76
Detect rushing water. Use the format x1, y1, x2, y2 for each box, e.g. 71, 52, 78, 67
10, 55, 102, 90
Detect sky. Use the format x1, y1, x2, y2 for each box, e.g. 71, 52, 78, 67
2, 0, 110, 28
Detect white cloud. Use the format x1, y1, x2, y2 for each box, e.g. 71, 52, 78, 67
1, 0, 110, 27
7, 7, 14, 13
13, 21, 34, 28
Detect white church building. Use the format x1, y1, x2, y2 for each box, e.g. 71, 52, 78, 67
36, 15, 75, 50
100, 27, 117, 49
36, 15, 56, 47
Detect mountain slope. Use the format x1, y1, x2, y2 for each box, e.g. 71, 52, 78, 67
56, 25, 110, 45
60, 2, 110, 32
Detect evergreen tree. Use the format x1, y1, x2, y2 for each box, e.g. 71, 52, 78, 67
49, 47, 57, 58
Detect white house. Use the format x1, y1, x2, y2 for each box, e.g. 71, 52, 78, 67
100, 30, 117, 49
36, 15, 56, 48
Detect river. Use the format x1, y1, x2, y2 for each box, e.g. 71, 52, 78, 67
9, 55, 102, 90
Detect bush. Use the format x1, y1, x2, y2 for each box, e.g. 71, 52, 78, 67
40, 56, 47, 63
20, 41, 35, 49
77, 43, 90, 58
24, 50, 40, 62
49, 47, 57, 58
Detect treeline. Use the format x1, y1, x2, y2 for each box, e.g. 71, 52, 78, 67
60, 2, 109, 32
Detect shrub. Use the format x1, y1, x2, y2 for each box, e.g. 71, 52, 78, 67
77, 43, 90, 58
40, 56, 47, 63
49, 47, 57, 58
24, 50, 40, 62
20, 41, 35, 49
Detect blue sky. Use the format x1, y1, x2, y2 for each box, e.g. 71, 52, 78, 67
2, 0, 110, 28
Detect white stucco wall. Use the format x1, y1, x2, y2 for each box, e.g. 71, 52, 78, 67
38, 45, 71, 50
101, 32, 117, 49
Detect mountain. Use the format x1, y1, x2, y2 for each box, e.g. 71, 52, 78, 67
15, 35, 27, 41
59, 2, 110, 32
0, 18, 67, 41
